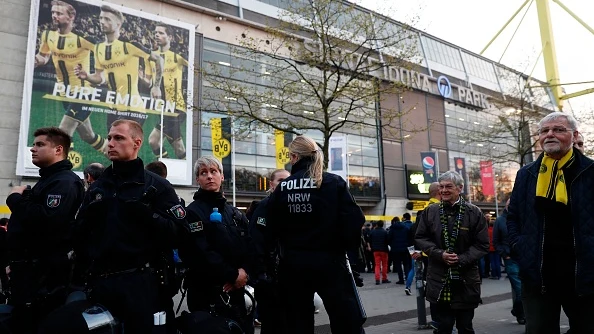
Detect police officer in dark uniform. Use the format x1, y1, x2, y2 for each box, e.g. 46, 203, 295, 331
5, 127, 84, 333
39, 120, 189, 333
266, 135, 366, 334
249, 169, 290, 334
179, 156, 257, 334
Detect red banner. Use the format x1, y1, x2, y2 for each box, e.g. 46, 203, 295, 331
480, 161, 495, 196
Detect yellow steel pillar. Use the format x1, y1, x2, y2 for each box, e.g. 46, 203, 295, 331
535, 0, 564, 110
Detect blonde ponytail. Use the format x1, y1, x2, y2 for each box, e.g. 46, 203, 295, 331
289, 135, 324, 188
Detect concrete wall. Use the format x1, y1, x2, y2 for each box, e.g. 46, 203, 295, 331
0, 0, 32, 216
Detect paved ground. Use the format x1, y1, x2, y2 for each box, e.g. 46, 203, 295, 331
309, 272, 569, 334
176, 271, 569, 333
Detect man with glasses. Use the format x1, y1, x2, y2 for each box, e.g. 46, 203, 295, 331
574, 132, 585, 154
415, 171, 489, 334
507, 112, 594, 334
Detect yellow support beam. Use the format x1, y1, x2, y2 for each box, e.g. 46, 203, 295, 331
535, 0, 564, 110
552, 0, 594, 36
560, 87, 594, 101
0, 205, 10, 215
480, 0, 532, 55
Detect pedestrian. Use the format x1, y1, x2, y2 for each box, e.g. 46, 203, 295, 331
507, 112, 594, 334
145, 160, 168, 178
265, 135, 366, 334
82, 162, 104, 188
5, 127, 84, 333
492, 198, 525, 325
415, 171, 489, 334
178, 156, 257, 334
369, 221, 391, 285
487, 215, 501, 280
362, 223, 374, 273
40, 120, 189, 333
249, 169, 290, 334
388, 216, 410, 284
0, 218, 8, 300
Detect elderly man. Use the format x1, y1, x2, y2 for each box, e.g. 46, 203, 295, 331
415, 171, 489, 334
507, 112, 594, 334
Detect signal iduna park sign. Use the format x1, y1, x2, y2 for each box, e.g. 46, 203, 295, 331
303, 40, 492, 109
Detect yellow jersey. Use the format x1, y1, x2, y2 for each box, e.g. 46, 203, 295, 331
39, 30, 94, 89
154, 50, 188, 112
95, 40, 150, 106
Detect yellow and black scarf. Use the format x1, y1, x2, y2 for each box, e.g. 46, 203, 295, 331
536, 149, 575, 205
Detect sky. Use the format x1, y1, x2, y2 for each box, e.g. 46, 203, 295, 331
355, 0, 594, 119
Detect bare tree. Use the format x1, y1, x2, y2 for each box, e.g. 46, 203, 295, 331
201, 0, 422, 167
457, 70, 549, 167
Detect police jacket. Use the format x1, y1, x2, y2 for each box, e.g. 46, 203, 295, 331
266, 157, 365, 254
415, 199, 489, 309
249, 196, 278, 278
179, 189, 256, 287
6, 159, 83, 260
75, 158, 189, 273
507, 149, 594, 295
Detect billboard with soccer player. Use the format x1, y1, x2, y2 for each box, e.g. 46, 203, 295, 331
18, 0, 195, 185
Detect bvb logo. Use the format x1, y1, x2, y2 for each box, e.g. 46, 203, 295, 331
213, 138, 231, 159
68, 151, 82, 169
539, 164, 547, 173
278, 147, 290, 165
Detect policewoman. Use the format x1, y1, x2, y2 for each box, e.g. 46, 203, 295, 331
266, 135, 366, 334
179, 156, 257, 334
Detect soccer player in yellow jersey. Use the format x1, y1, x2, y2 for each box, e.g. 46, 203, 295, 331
148, 24, 188, 159
34, 0, 106, 153
74, 5, 163, 127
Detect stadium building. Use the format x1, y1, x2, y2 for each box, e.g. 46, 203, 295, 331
0, 0, 564, 218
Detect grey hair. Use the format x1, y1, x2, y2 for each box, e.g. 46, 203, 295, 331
538, 111, 579, 131
438, 171, 464, 187
193, 156, 223, 176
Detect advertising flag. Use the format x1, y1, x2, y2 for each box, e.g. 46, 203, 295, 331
453, 157, 469, 194
480, 160, 495, 196
275, 130, 291, 169
328, 135, 347, 181
420, 151, 437, 183
18, 0, 195, 184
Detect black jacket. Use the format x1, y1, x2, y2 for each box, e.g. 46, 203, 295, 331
369, 228, 389, 252
75, 158, 188, 272
7, 159, 84, 260
179, 189, 256, 287
492, 210, 510, 259
388, 222, 409, 252
248, 196, 274, 277
507, 149, 594, 295
415, 199, 489, 308
266, 158, 365, 254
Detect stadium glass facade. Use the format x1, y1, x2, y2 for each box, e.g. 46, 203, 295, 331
0, 0, 562, 216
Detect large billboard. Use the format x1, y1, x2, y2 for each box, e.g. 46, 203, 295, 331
18, 0, 195, 185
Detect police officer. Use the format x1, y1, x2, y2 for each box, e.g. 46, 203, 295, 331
179, 156, 257, 334
5, 127, 84, 333
266, 135, 366, 334
249, 169, 290, 334
40, 120, 189, 333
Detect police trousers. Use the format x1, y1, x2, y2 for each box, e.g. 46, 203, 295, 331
278, 251, 365, 334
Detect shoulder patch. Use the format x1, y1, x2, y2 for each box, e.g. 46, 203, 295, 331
170, 204, 186, 219
47, 194, 61, 208
189, 221, 203, 232
257, 217, 266, 226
